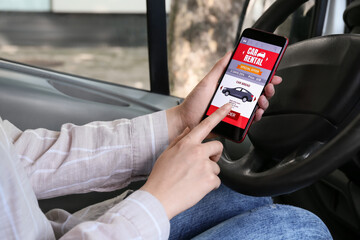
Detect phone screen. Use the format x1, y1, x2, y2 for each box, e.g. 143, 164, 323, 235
206, 35, 285, 130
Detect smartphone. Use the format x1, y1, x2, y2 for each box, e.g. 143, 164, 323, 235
204, 28, 288, 142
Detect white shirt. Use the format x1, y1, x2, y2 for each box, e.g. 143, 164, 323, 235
0, 111, 170, 239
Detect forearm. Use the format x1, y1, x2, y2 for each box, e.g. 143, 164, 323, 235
9, 111, 169, 199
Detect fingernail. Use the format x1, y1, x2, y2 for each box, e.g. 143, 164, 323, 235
223, 103, 232, 111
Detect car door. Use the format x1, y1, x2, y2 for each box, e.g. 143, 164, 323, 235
0, 0, 179, 213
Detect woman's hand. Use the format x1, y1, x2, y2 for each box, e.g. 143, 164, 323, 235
166, 51, 282, 142
141, 104, 232, 219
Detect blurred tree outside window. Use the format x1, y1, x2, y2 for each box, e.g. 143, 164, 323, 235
0, 0, 309, 98
168, 0, 247, 97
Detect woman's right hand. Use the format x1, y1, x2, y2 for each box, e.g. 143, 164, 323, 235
141, 103, 232, 219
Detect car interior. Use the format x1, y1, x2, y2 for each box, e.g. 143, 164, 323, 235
0, 0, 359, 239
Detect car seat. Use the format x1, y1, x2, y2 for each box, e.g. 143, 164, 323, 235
343, 0, 360, 34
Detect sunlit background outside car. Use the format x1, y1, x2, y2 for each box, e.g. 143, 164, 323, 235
0, 0, 318, 97
0, 0, 172, 91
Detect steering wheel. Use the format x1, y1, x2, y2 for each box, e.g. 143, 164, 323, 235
219, 0, 360, 196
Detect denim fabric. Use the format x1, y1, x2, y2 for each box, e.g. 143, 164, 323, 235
169, 184, 272, 239
170, 184, 332, 240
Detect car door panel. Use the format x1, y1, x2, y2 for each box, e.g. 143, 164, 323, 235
0, 60, 180, 131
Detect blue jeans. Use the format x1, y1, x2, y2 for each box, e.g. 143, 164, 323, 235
169, 184, 332, 239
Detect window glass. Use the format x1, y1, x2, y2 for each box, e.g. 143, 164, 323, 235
241, 0, 316, 44
0, 1, 174, 91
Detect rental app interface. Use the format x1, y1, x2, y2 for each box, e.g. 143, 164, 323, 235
206, 37, 282, 129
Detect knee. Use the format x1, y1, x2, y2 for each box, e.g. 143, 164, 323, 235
192, 204, 332, 240
254, 204, 332, 239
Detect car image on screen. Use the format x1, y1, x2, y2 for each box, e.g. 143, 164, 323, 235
222, 87, 254, 102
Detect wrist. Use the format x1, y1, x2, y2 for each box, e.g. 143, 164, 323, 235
140, 185, 176, 219
166, 105, 187, 142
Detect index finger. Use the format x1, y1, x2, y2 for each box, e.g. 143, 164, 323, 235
186, 103, 232, 142
270, 75, 282, 85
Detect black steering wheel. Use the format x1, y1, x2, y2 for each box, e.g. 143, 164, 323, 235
219, 0, 360, 196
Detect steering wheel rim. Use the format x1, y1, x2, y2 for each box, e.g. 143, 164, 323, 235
219, 0, 360, 196
252, 0, 309, 33
219, 114, 360, 196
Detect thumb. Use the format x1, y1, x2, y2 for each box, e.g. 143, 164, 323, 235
203, 51, 232, 85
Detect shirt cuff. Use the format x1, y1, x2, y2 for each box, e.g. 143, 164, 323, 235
109, 190, 170, 239
130, 110, 169, 177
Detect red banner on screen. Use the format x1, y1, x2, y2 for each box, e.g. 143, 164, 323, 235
206, 105, 248, 129
232, 43, 279, 70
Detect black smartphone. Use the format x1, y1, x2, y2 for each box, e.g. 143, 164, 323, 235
204, 28, 288, 142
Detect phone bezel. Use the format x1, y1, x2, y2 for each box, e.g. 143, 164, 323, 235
205, 28, 288, 142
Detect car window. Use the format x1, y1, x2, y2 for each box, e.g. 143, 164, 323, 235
241, 0, 316, 44
0, 1, 170, 91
